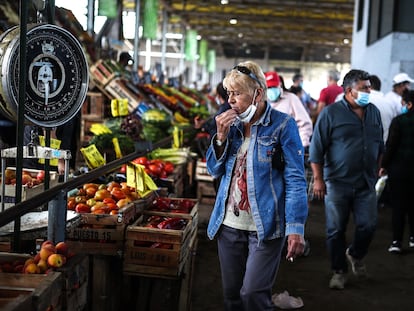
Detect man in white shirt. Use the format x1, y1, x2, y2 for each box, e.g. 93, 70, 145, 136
384, 72, 414, 118
369, 75, 394, 143
265, 71, 313, 149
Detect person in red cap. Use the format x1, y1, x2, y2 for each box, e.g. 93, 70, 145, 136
265, 71, 313, 149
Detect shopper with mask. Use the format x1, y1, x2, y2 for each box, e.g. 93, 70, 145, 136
206, 61, 308, 310
309, 69, 384, 290
380, 89, 414, 254
265, 71, 313, 150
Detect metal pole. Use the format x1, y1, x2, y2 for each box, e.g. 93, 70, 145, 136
161, 8, 168, 74
132, 0, 141, 71
13, 0, 29, 252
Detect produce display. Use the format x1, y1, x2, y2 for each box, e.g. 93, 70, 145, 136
67, 181, 140, 214
0, 240, 73, 274
1, 168, 46, 187
149, 197, 196, 214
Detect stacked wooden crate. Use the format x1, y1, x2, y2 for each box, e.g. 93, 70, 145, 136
66, 192, 155, 257
80, 92, 106, 145
195, 160, 216, 205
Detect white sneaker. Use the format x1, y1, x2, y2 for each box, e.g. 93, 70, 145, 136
388, 241, 402, 253
329, 272, 346, 289
409, 237, 414, 248
346, 248, 367, 277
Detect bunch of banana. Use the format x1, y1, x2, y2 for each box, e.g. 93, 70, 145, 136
174, 111, 190, 124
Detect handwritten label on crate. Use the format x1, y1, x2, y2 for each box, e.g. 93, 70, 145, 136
69, 228, 115, 241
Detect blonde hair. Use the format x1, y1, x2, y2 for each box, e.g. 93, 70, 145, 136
223, 61, 267, 97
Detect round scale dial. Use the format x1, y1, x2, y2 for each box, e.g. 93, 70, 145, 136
0, 24, 89, 128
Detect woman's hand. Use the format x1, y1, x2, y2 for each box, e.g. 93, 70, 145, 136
286, 234, 305, 261
215, 109, 238, 141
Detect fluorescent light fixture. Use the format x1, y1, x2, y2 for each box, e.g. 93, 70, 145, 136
229, 18, 238, 25
221, 0, 229, 4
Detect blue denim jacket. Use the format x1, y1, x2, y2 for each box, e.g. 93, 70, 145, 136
206, 103, 308, 242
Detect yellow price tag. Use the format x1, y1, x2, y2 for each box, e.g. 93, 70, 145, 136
112, 137, 123, 159
118, 99, 129, 116
89, 124, 112, 135
172, 126, 183, 148
126, 163, 145, 191
38, 136, 61, 166
111, 99, 129, 117
126, 162, 158, 196
80, 144, 106, 169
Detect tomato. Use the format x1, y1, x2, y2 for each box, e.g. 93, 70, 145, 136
133, 156, 148, 166
36, 170, 45, 182
86, 198, 97, 207
119, 164, 126, 174
103, 197, 116, 205
75, 196, 87, 204
110, 210, 119, 215
83, 183, 98, 191
111, 188, 126, 200
75, 203, 91, 213
94, 189, 111, 201
106, 203, 118, 211
107, 181, 121, 192
164, 162, 175, 174
67, 197, 76, 210
85, 186, 97, 198
147, 164, 162, 176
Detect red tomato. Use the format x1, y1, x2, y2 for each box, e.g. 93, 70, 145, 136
111, 188, 126, 200
133, 156, 148, 166
36, 170, 45, 182
164, 162, 174, 174
120, 164, 126, 173
75, 203, 91, 213
148, 164, 162, 176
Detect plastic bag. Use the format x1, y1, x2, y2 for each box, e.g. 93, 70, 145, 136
375, 175, 388, 198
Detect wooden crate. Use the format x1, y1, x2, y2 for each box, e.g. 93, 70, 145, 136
143, 197, 199, 233
120, 235, 198, 311
0, 271, 63, 311
81, 92, 105, 119
90, 60, 117, 87
195, 160, 213, 182
1, 168, 58, 210
66, 223, 126, 257
65, 193, 155, 256
123, 213, 196, 278
56, 254, 89, 311
197, 180, 216, 205
155, 163, 186, 197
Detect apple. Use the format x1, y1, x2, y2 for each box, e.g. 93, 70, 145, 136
47, 254, 64, 268
55, 241, 69, 257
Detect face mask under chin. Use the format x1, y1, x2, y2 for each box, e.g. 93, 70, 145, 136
237, 89, 258, 123
237, 104, 257, 123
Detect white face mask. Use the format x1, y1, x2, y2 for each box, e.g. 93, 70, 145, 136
237, 89, 258, 123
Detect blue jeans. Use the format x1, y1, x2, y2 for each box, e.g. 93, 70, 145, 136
217, 225, 285, 311
324, 181, 377, 273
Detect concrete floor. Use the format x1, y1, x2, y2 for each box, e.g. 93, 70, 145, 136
191, 200, 414, 311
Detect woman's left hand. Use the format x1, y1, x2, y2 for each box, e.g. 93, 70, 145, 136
286, 234, 305, 261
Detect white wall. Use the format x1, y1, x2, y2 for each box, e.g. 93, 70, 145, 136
351, 0, 414, 93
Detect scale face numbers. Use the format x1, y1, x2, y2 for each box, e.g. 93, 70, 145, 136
0, 24, 89, 128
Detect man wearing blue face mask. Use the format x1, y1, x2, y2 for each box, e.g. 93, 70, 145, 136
309, 69, 384, 290
265, 71, 313, 150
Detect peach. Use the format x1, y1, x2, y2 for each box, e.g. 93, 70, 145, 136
37, 259, 48, 273
47, 253, 64, 268
39, 244, 56, 261
24, 262, 40, 274
55, 241, 69, 257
